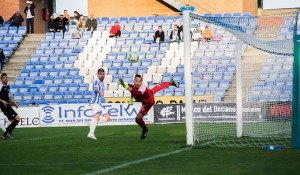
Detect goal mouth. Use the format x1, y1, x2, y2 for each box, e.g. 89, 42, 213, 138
185, 10, 299, 147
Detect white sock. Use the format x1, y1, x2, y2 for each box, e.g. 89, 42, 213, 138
99, 117, 108, 123
0, 122, 5, 132
88, 118, 98, 137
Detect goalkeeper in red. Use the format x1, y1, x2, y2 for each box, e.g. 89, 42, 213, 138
119, 74, 179, 140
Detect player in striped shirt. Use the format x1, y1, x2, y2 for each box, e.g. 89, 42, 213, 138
88, 68, 110, 140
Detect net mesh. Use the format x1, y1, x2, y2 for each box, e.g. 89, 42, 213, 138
190, 10, 299, 147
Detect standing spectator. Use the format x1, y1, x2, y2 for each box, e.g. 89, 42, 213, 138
70, 11, 80, 25
0, 48, 5, 64
202, 25, 213, 42
180, 4, 195, 12
153, 26, 165, 43
0, 16, 4, 27
86, 14, 97, 31
192, 26, 202, 41
109, 22, 121, 38
48, 15, 56, 33
77, 15, 86, 34
8, 10, 24, 28
24, 1, 36, 34
63, 10, 70, 31
55, 15, 68, 33
63, 10, 70, 23
170, 25, 182, 42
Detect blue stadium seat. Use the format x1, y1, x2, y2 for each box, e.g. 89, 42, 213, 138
39, 100, 48, 106
137, 66, 147, 74
46, 32, 54, 40
2, 47, 12, 57
74, 75, 83, 84
49, 84, 59, 91
108, 66, 118, 75
54, 75, 64, 84
24, 92, 33, 100
44, 91, 54, 99
25, 77, 34, 84
18, 26, 27, 35
8, 40, 17, 49
120, 17, 128, 24
64, 75, 73, 84
69, 99, 78, 104
70, 68, 79, 75
129, 17, 137, 24
84, 91, 93, 99
79, 83, 89, 91
74, 91, 83, 98
44, 76, 53, 84
40, 84, 48, 92
59, 99, 68, 104
148, 16, 156, 23
65, 91, 74, 99
19, 84, 29, 93
54, 91, 64, 99
173, 73, 182, 81
138, 17, 147, 23
164, 89, 173, 96
54, 32, 63, 40
34, 92, 43, 100
69, 83, 79, 91
49, 100, 59, 105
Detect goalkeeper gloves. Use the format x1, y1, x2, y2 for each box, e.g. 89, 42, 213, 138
127, 97, 133, 110
119, 78, 129, 90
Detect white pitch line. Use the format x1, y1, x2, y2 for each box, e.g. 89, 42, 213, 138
0, 162, 119, 166
0, 137, 54, 142
83, 146, 192, 175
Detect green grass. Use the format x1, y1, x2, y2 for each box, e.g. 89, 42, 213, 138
0, 124, 299, 175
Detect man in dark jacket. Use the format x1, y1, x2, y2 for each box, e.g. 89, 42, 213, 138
24, 1, 36, 33
8, 10, 24, 28
48, 15, 56, 33
0, 16, 4, 27
55, 15, 68, 33
86, 14, 97, 31
153, 26, 165, 43
0, 48, 5, 64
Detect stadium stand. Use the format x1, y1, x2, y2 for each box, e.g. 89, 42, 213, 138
8, 13, 258, 106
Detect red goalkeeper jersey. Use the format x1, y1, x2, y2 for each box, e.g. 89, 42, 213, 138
129, 82, 154, 106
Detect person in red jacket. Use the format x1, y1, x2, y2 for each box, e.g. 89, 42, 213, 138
109, 22, 121, 38
119, 75, 179, 140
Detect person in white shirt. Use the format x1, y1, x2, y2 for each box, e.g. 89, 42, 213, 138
192, 26, 202, 41
88, 68, 110, 140
24, 1, 36, 33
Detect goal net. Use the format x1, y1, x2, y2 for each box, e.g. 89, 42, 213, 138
186, 10, 299, 147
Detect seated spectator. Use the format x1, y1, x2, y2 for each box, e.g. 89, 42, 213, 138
31, 102, 37, 107
70, 11, 80, 25
8, 10, 24, 28
192, 26, 202, 41
180, 4, 195, 12
153, 26, 165, 43
77, 15, 86, 33
55, 15, 68, 33
48, 15, 56, 33
170, 25, 182, 42
0, 48, 5, 65
109, 22, 121, 38
86, 13, 97, 31
202, 25, 213, 42
0, 15, 4, 27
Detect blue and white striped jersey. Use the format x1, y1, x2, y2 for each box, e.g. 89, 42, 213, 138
90, 79, 105, 104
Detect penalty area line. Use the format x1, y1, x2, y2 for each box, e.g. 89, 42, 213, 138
82, 146, 192, 175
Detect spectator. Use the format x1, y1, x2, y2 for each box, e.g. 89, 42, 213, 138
153, 26, 165, 43
48, 15, 56, 33
24, 1, 36, 33
31, 102, 37, 107
55, 15, 68, 33
192, 26, 202, 41
202, 25, 213, 42
170, 25, 182, 42
0, 48, 5, 64
63, 10, 70, 24
86, 13, 97, 31
180, 4, 195, 12
70, 11, 80, 25
77, 15, 86, 33
0, 16, 4, 27
8, 10, 24, 28
109, 22, 121, 38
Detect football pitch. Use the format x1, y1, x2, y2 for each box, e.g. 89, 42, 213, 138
0, 124, 300, 175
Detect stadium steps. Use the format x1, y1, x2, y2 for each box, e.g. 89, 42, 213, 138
0, 34, 45, 83
222, 46, 268, 103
